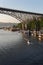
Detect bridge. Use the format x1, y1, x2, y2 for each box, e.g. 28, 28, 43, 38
0, 7, 43, 29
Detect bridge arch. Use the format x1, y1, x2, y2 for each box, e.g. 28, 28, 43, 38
0, 7, 43, 30
0, 7, 42, 22
0, 13, 21, 23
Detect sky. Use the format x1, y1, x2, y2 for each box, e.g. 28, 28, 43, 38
0, 0, 43, 23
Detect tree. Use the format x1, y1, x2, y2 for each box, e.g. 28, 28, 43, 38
35, 19, 41, 31
17, 23, 22, 29
27, 19, 35, 30
27, 21, 31, 30
39, 16, 43, 28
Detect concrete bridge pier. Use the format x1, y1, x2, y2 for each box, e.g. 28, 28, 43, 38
22, 23, 25, 30
22, 23, 27, 30
25, 23, 27, 30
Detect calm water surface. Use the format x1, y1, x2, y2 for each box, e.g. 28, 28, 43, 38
0, 30, 43, 65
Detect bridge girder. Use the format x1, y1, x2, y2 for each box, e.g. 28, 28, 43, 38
0, 7, 43, 22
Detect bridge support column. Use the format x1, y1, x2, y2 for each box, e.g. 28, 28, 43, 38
25, 24, 27, 30
22, 23, 27, 30
22, 23, 25, 30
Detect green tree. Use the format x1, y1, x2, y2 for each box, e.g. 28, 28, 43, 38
27, 21, 31, 30
40, 17, 43, 28
27, 19, 35, 30
37, 20, 40, 31
17, 23, 22, 29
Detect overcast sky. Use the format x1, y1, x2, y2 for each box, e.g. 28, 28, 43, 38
0, 0, 43, 23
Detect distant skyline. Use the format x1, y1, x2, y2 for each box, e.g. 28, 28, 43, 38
0, 0, 43, 23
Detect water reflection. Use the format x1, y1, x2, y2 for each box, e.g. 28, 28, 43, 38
0, 30, 43, 65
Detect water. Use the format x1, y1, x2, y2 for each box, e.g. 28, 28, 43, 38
0, 30, 43, 65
